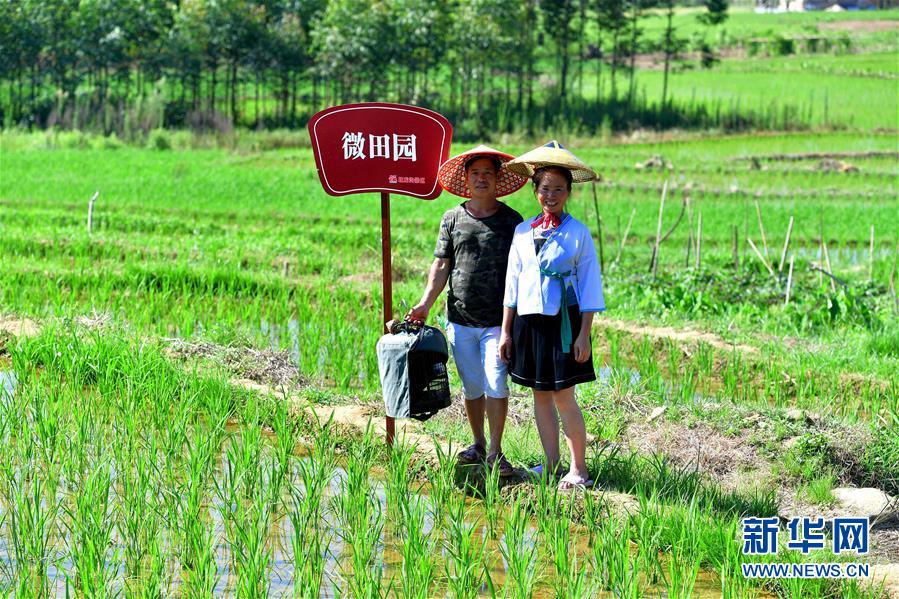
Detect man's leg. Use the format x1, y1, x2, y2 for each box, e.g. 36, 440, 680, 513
484, 396, 508, 458
481, 326, 509, 458
464, 395, 487, 450
447, 322, 488, 452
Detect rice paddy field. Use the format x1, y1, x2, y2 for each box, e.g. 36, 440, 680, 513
1, 117, 898, 597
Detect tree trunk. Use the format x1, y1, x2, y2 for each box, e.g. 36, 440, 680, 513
628, 2, 640, 105
662, 3, 673, 107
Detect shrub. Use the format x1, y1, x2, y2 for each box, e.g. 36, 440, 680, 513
147, 128, 172, 151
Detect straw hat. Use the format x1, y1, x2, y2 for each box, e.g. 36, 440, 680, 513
504, 140, 599, 183
437, 145, 528, 198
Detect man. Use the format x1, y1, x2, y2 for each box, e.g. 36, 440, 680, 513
407, 145, 526, 476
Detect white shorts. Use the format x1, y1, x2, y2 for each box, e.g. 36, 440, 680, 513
446, 322, 509, 400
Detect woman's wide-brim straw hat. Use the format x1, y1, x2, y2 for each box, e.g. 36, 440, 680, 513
504, 140, 599, 183
438, 145, 528, 198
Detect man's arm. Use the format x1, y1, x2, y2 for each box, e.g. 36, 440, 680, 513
407, 257, 451, 323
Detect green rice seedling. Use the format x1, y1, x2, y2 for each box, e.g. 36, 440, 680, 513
593, 518, 640, 599
269, 399, 295, 503
500, 496, 540, 599
582, 492, 603, 549
287, 426, 337, 598
632, 496, 665, 587
386, 440, 416, 526
545, 496, 592, 598
443, 491, 487, 599
116, 431, 165, 596
481, 458, 502, 540
709, 518, 755, 599
231, 494, 274, 598
665, 546, 701, 598
176, 426, 220, 596
288, 452, 334, 598
63, 458, 118, 597
5, 474, 59, 598
425, 442, 458, 532
605, 329, 622, 370
334, 432, 386, 598
398, 494, 436, 599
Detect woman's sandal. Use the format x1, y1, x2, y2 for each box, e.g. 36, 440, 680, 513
558, 472, 595, 491
457, 443, 487, 465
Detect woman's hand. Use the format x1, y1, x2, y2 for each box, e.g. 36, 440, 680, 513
573, 333, 591, 363
498, 331, 513, 364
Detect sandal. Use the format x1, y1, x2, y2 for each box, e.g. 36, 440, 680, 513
487, 453, 516, 478
558, 472, 595, 491
457, 443, 487, 465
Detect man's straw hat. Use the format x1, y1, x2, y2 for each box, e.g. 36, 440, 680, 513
504, 140, 599, 183
438, 145, 528, 198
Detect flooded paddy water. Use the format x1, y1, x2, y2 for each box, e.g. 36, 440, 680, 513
0, 410, 738, 597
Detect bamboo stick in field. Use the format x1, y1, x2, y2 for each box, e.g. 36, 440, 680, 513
87, 191, 99, 233
685, 195, 694, 268
822, 238, 837, 293
695, 212, 702, 270
755, 199, 769, 257
748, 238, 774, 276
612, 208, 636, 271
890, 262, 897, 315
778, 216, 794, 273
651, 180, 668, 279
591, 181, 605, 274
869, 225, 874, 282
732, 225, 740, 275
785, 254, 795, 306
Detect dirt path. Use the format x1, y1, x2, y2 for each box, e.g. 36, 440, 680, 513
0, 316, 40, 338
595, 317, 759, 354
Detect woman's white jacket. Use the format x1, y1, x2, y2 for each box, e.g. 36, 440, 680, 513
503, 214, 605, 316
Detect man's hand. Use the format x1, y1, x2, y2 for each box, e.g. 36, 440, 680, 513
573, 333, 591, 363
498, 331, 513, 364
406, 303, 429, 325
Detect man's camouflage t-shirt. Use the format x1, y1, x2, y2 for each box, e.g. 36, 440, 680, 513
434, 202, 523, 327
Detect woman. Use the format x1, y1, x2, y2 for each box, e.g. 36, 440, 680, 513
498, 141, 605, 490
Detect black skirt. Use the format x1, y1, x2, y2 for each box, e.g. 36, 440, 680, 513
510, 304, 596, 391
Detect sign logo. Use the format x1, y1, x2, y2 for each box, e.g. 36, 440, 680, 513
308, 103, 452, 199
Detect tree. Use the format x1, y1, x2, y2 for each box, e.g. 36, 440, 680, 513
596, 0, 628, 101
697, 0, 728, 68
540, 0, 578, 114
660, 0, 685, 106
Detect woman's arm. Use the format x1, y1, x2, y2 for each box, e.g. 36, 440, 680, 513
573, 311, 594, 363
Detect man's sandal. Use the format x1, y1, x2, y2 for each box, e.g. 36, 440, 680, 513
457, 443, 487, 465
486, 453, 516, 478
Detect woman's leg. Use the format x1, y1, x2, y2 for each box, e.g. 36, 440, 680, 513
533, 390, 561, 469
554, 386, 589, 479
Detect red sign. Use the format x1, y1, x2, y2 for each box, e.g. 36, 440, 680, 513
308, 103, 453, 200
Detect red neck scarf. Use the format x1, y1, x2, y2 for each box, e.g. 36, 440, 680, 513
530, 211, 562, 230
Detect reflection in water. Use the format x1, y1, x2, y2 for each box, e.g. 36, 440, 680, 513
0, 370, 16, 402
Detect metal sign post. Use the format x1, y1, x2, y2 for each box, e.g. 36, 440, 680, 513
308, 103, 453, 447
380, 191, 395, 445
